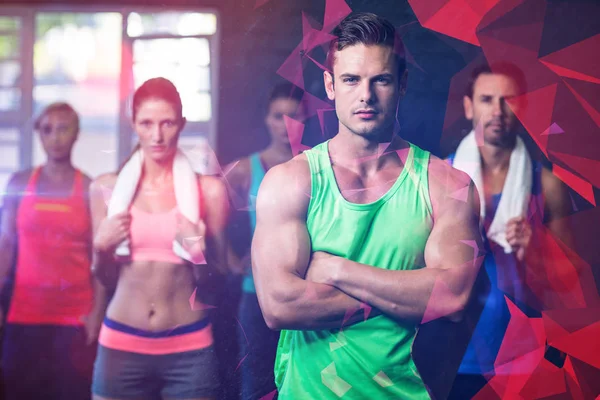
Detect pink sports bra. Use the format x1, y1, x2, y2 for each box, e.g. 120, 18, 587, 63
129, 205, 183, 264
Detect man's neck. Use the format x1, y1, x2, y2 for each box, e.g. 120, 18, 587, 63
479, 141, 514, 173
329, 129, 408, 176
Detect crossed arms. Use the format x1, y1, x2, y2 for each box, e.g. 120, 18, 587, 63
251, 155, 484, 331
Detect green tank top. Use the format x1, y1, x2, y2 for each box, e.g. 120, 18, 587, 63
274, 140, 434, 399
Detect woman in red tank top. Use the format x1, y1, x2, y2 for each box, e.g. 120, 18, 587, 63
0, 103, 107, 400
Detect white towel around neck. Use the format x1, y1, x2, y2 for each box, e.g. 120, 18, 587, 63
452, 130, 532, 253
107, 148, 201, 262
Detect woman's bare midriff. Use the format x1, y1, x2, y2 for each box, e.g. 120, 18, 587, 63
106, 260, 207, 331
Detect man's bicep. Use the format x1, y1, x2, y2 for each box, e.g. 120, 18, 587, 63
425, 182, 483, 270
252, 198, 311, 288
252, 218, 310, 286
422, 187, 484, 324
251, 164, 312, 298
252, 212, 312, 329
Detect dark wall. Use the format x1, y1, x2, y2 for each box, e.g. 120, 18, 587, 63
215, 0, 482, 163
217, 0, 315, 162
7, 0, 600, 163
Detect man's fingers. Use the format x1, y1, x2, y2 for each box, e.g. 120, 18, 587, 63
506, 233, 523, 246
506, 216, 523, 225
506, 227, 518, 239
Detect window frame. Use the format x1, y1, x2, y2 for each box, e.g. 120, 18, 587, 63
0, 4, 220, 173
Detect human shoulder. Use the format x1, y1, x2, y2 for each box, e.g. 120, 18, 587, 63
79, 171, 93, 191
541, 166, 565, 195
91, 172, 117, 188
428, 154, 474, 201
198, 173, 228, 203
2, 169, 34, 210
89, 172, 118, 200
224, 156, 251, 190
540, 166, 571, 219
256, 153, 311, 216
0, 170, 35, 233
262, 153, 311, 194
6, 169, 34, 195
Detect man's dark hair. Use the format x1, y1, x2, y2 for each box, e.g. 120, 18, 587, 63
326, 12, 406, 77
466, 62, 527, 98
267, 82, 303, 108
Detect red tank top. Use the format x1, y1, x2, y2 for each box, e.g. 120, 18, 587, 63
8, 167, 93, 326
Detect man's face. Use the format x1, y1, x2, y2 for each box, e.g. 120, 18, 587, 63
324, 44, 405, 140
464, 73, 521, 148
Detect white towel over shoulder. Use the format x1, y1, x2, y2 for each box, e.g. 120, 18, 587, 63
107, 148, 201, 262
452, 130, 532, 253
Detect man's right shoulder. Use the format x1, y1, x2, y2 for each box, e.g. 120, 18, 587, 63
258, 154, 311, 212
264, 153, 310, 190
428, 154, 478, 220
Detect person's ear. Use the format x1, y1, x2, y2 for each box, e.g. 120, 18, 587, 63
464, 95, 474, 120
324, 71, 335, 101
398, 69, 408, 97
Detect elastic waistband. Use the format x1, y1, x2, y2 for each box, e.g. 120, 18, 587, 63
99, 317, 213, 355
103, 317, 210, 337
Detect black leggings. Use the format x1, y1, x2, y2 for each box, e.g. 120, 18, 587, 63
237, 292, 280, 400
2, 323, 96, 400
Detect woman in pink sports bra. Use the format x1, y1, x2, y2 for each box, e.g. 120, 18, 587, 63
90, 78, 229, 400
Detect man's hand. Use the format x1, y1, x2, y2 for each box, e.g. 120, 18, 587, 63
305, 251, 339, 285
506, 216, 532, 262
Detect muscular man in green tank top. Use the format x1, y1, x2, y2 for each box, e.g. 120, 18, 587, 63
252, 13, 485, 399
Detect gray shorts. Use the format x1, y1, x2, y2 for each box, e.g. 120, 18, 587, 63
92, 344, 220, 399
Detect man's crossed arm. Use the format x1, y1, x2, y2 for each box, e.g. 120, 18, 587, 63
252, 156, 484, 330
